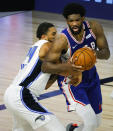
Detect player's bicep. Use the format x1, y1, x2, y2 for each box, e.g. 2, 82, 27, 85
46, 45, 61, 62
92, 21, 108, 49
91, 20, 110, 59
96, 34, 108, 50
39, 43, 50, 61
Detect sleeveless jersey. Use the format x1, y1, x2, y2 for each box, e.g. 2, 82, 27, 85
4, 40, 54, 128
12, 40, 51, 96
59, 21, 99, 85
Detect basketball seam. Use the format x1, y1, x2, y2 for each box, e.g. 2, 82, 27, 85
76, 49, 88, 69
82, 52, 87, 70
83, 49, 95, 69
83, 49, 94, 61
74, 48, 88, 60
72, 47, 96, 70
73, 48, 89, 69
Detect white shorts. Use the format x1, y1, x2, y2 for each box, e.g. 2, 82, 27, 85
4, 85, 54, 129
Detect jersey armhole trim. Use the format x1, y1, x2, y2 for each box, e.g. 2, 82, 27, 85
86, 21, 96, 40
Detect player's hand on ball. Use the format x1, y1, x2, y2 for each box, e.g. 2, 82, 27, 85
60, 62, 83, 77
68, 58, 83, 72
71, 47, 96, 71
68, 72, 82, 86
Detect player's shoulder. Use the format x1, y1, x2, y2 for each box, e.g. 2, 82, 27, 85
34, 39, 48, 47
40, 41, 51, 51
37, 39, 51, 53
56, 34, 67, 42
88, 20, 103, 35
88, 20, 102, 29
39, 41, 51, 60
54, 34, 68, 49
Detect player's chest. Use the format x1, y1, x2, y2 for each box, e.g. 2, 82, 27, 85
69, 34, 96, 56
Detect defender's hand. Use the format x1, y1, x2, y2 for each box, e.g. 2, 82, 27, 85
69, 72, 82, 86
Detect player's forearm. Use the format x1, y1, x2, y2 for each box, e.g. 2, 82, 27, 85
45, 74, 57, 90
96, 48, 110, 59
41, 61, 73, 76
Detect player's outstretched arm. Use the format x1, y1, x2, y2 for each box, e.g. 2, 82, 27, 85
90, 20, 110, 59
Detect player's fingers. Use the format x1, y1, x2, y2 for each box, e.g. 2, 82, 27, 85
72, 64, 83, 71
83, 45, 91, 49
68, 75, 72, 79
68, 57, 73, 64
72, 64, 82, 68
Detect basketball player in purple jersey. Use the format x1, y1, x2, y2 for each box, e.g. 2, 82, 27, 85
42, 3, 110, 131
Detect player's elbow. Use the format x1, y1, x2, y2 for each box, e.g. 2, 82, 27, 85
41, 61, 53, 73
105, 54, 110, 60
105, 49, 110, 59
97, 48, 110, 60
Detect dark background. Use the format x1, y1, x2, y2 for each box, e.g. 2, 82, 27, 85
35, 0, 113, 20
0, 0, 34, 11
0, 0, 113, 20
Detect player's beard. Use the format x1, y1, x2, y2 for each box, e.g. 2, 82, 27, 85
69, 24, 83, 35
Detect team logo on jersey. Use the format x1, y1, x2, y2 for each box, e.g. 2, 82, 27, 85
86, 34, 91, 39
35, 115, 45, 122
72, 44, 78, 49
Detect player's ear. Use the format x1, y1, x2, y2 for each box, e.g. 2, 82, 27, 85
41, 34, 47, 40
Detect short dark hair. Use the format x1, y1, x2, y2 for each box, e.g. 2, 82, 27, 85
36, 22, 55, 39
62, 3, 86, 19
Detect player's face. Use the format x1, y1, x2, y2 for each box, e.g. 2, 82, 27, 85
66, 14, 85, 35
46, 27, 57, 42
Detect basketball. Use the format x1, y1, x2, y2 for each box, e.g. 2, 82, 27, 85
71, 47, 96, 70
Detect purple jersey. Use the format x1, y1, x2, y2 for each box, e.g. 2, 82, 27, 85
58, 21, 102, 114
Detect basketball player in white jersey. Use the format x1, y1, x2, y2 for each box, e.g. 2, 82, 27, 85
4, 22, 65, 131
41, 3, 110, 131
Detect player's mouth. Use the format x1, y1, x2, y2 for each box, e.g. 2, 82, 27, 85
72, 27, 79, 32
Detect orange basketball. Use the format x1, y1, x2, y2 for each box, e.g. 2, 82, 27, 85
71, 47, 96, 70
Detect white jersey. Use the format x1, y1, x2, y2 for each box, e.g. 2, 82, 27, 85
4, 40, 54, 129
12, 39, 51, 96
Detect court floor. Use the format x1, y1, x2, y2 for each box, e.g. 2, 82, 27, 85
0, 11, 113, 131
